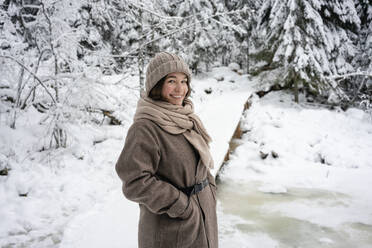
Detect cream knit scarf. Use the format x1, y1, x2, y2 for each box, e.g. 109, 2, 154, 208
134, 96, 214, 169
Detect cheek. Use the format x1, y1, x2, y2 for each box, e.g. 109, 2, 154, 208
161, 85, 172, 96
183, 84, 189, 93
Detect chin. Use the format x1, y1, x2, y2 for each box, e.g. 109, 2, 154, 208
171, 98, 184, 105
163, 96, 185, 105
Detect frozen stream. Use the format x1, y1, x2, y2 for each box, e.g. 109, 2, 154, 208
214, 91, 372, 248
217, 176, 372, 248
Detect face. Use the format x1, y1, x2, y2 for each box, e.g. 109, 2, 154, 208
161, 72, 189, 105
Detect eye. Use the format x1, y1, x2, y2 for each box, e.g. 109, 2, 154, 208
181, 80, 188, 84
167, 79, 175, 84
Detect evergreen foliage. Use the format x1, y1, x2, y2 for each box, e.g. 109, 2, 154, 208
223, 0, 261, 72
173, 0, 231, 73
0, 0, 371, 148
250, 0, 362, 101
351, 0, 372, 109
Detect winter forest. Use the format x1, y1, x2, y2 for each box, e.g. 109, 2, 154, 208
1, 0, 372, 146
1, 0, 372, 247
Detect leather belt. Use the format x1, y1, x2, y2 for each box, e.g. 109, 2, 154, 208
179, 178, 209, 196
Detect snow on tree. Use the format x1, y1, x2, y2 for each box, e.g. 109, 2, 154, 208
0, 0, 56, 129
175, 0, 228, 73
223, 0, 261, 72
0, 0, 128, 148
353, 0, 371, 74
250, 0, 360, 102
73, 0, 122, 74
351, 0, 372, 110
2, 0, 371, 153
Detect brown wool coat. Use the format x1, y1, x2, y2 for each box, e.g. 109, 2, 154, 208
116, 119, 218, 248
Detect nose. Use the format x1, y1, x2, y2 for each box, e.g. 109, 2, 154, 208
174, 81, 182, 91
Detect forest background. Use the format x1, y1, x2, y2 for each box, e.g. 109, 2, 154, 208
0, 0, 371, 151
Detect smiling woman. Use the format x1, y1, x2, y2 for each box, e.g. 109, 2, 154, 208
161, 72, 189, 106
149, 71, 190, 106
115, 52, 218, 248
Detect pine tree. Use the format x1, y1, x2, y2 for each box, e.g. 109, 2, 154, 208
250, 0, 360, 102
175, 0, 226, 73
223, 0, 261, 71
354, 0, 372, 72
352, 0, 372, 109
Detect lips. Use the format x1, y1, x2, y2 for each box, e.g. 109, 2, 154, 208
171, 95, 183, 98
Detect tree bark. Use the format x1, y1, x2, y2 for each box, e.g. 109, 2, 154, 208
10, 63, 25, 129
294, 75, 299, 103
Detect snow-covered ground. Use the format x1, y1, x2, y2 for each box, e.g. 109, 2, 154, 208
1, 65, 372, 248
0, 73, 140, 247
0, 65, 251, 247
218, 91, 372, 247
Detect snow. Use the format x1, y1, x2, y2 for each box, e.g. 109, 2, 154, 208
1, 65, 372, 248
0, 74, 140, 248
228, 63, 240, 71
199, 90, 249, 176
61, 190, 139, 248
258, 183, 287, 194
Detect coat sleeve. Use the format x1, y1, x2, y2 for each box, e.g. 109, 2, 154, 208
115, 122, 193, 219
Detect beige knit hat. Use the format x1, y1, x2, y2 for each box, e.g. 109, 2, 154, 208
145, 52, 191, 96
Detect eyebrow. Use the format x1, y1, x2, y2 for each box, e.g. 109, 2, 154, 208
166, 75, 187, 80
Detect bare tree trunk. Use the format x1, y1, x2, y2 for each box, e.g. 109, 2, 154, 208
294, 76, 299, 103
246, 14, 250, 74
51, 120, 67, 148
138, 6, 145, 91
21, 49, 47, 109
246, 37, 249, 74
206, 56, 210, 72
41, 2, 59, 102
11, 63, 25, 129
138, 48, 145, 91
41, 2, 66, 148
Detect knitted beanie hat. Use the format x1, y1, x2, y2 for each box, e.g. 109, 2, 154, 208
145, 52, 191, 96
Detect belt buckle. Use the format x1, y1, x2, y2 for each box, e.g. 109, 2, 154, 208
194, 182, 203, 194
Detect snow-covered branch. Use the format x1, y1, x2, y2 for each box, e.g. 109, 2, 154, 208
127, 1, 183, 20
119, 8, 252, 58
330, 72, 372, 80
0, 55, 57, 104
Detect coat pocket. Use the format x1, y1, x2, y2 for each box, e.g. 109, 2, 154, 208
177, 197, 202, 247
156, 213, 182, 247
156, 198, 200, 247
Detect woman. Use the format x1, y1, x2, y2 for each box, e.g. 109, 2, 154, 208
115, 52, 218, 248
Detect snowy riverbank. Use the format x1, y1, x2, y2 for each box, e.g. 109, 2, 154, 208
218, 91, 372, 247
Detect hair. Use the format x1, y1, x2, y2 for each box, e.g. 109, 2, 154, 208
148, 76, 166, 101
148, 74, 191, 101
